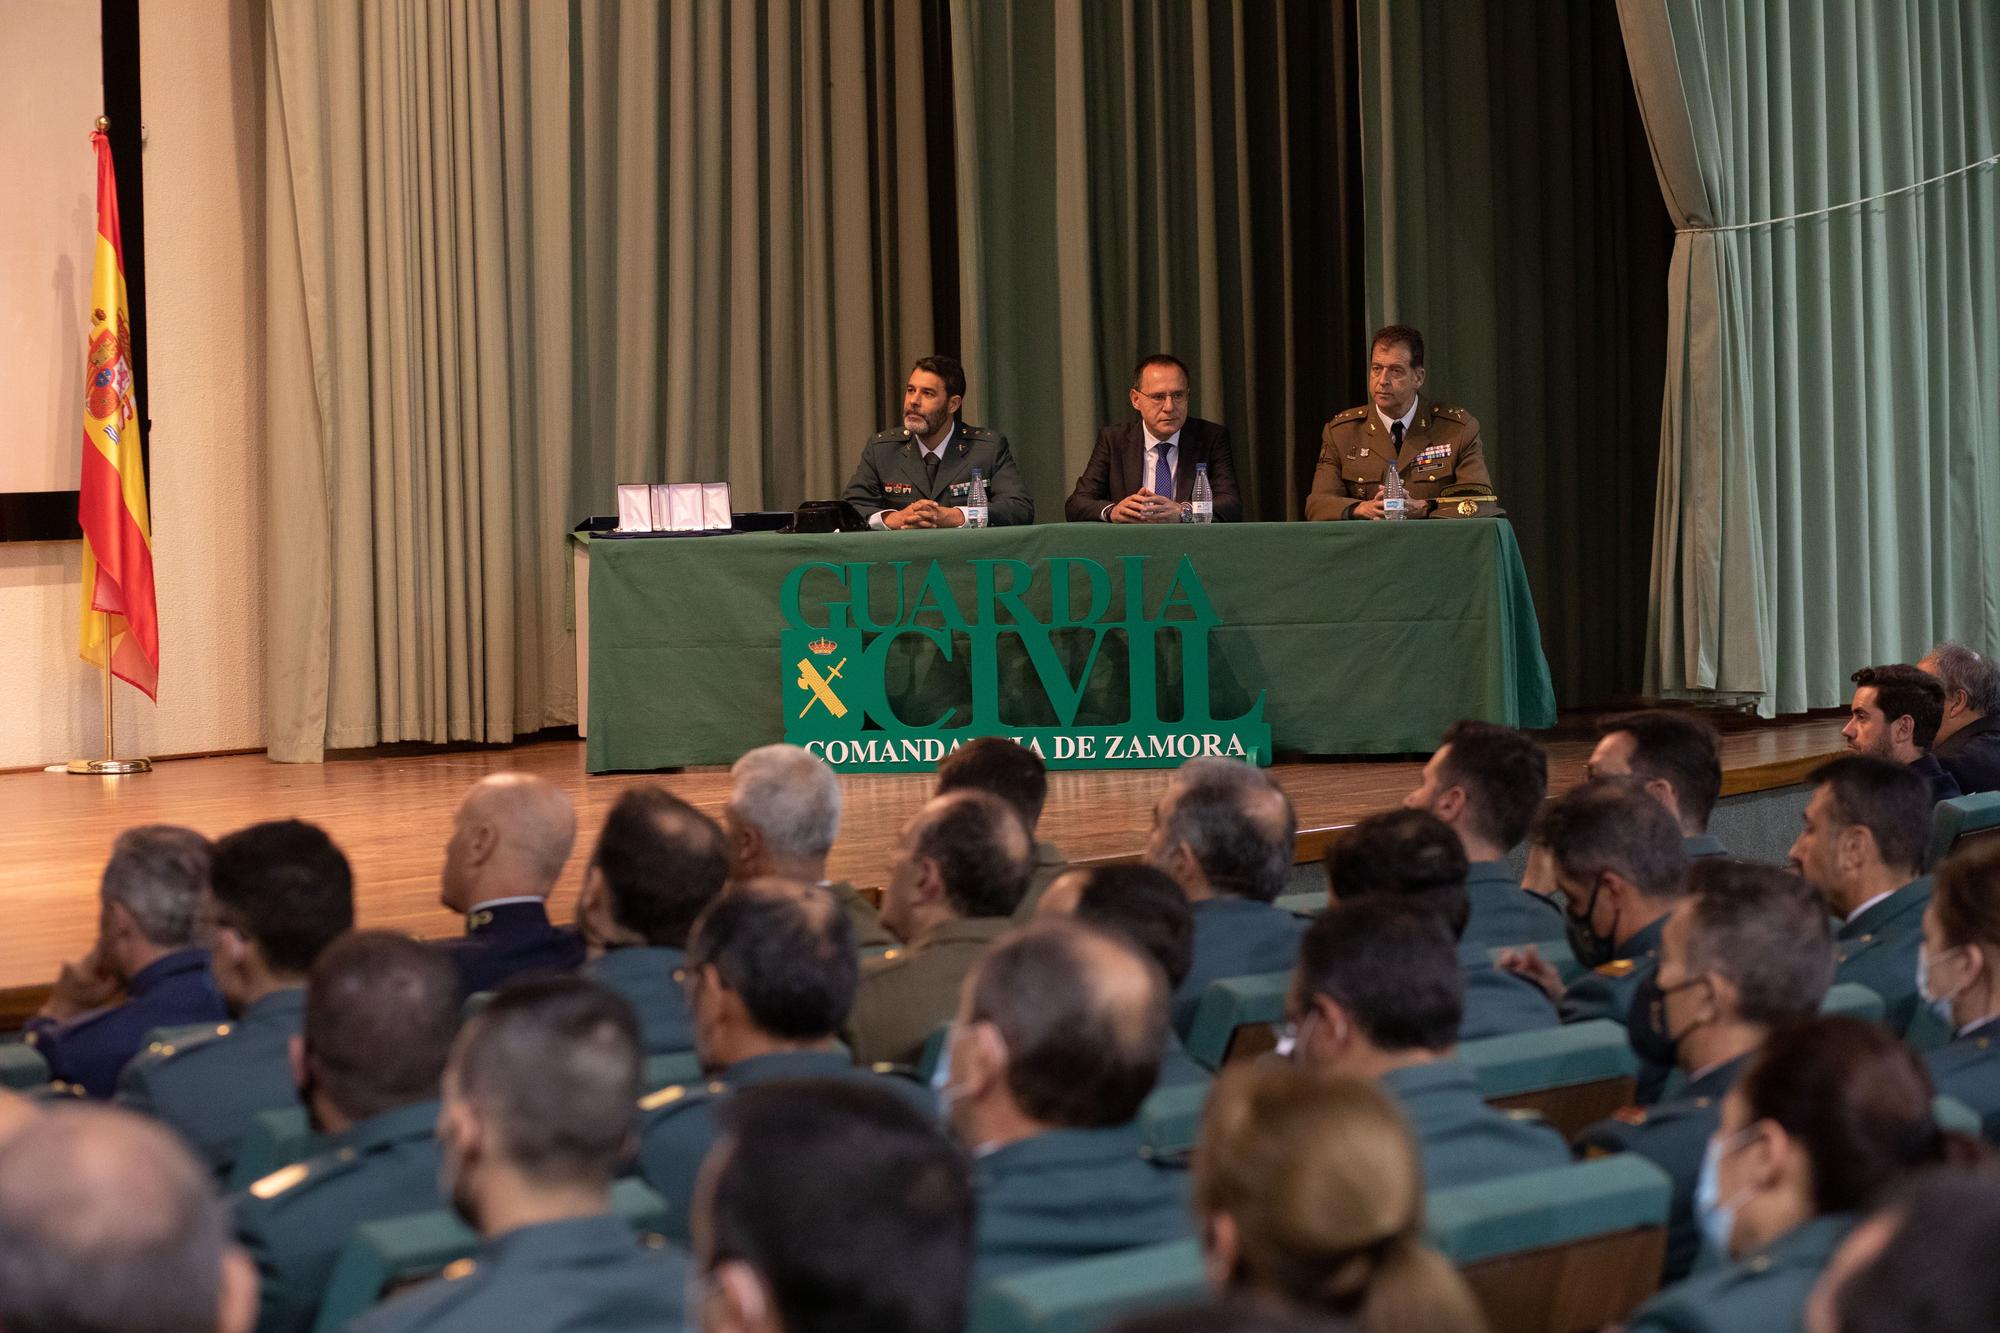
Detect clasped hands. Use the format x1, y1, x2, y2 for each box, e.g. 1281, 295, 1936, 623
883, 499, 965, 530
1110, 489, 1183, 524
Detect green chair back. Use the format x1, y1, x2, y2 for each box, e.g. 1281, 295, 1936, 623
228, 1107, 323, 1192
1459, 1019, 1639, 1140
0, 1042, 50, 1092
643, 1049, 702, 1091
1137, 1082, 1208, 1161
1821, 982, 1885, 1022
915, 1023, 951, 1083
1183, 972, 1290, 1071
1273, 889, 1326, 919
1935, 1093, 1982, 1136
965, 1239, 1205, 1333
1928, 791, 2000, 869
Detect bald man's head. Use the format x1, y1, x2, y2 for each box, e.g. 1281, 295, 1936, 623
441, 773, 577, 912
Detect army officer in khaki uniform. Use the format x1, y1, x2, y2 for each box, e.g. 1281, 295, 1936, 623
1304, 325, 1490, 520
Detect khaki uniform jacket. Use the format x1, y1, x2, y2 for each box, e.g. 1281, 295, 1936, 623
845, 916, 1014, 1066
1304, 398, 1489, 519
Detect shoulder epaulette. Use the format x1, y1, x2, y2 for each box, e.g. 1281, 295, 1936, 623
864, 947, 908, 972
1611, 1105, 1649, 1126
1430, 404, 1468, 422
868, 427, 911, 446
248, 1161, 313, 1201
137, 1023, 234, 1063
1331, 405, 1368, 424
870, 1061, 927, 1085
638, 1079, 729, 1116
958, 423, 995, 441
1593, 959, 1638, 979
440, 1258, 478, 1282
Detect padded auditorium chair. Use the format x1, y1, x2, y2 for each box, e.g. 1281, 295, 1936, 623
965, 1238, 1206, 1333
1459, 1020, 1637, 1141
1182, 972, 1289, 1071
1935, 1093, 1982, 1137
643, 1049, 702, 1090
1928, 791, 2000, 870
1273, 889, 1326, 919
228, 1107, 323, 1191
1136, 1081, 1208, 1161
1820, 982, 1885, 1022
0, 1042, 50, 1091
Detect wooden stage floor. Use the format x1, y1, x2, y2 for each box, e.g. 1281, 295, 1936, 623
0, 718, 1848, 995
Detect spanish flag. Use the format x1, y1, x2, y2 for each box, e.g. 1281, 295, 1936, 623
78, 128, 158, 701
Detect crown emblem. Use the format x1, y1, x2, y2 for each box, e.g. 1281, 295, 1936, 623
807, 637, 838, 656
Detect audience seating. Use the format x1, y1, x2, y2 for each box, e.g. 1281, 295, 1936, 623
227, 1107, 323, 1192
964, 1238, 1205, 1333
0, 1042, 49, 1091
1182, 972, 1288, 1071
1486, 940, 1586, 986
1136, 1081, 1208, 1160
643, 1049, 701, 1090
1821, 982, 1885, 1022
1927, 792, 2000, 870
1460, 1020, 1637, 1140
1935, 1094, 1982, 1137
1273, 889, 1325, 919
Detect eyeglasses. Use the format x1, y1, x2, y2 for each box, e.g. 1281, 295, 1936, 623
1137, 390, 1189, 406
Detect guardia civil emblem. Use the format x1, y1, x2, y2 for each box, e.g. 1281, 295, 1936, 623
782, 629, 863, 737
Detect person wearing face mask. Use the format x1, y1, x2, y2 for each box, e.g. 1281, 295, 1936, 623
1916, 839, 2000, 1138
1576, 862, 1835, 1284
1624, 1016, 1974, 1333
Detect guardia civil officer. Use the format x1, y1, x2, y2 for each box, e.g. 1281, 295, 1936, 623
842, 355, 1033, 528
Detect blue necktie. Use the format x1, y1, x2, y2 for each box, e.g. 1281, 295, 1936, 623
1153, 443, 1173, 497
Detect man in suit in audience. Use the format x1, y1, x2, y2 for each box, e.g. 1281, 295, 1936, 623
1403, 720, 1567, 952
846, 791, 1034, 1066
1587, 709, 1729, 858
937, 736, 1069, 917
637, 879, 931, 1243
1304, 324, 1490, 520
351, 978, 687, 1332
120, 819, 355, 1179
1577, 861, 1835, 1284
694, 1080, 975, 1333
1146, 758, 1308, 1035
946, 920, 1190, 1282
1844, 663, 1962, 804
233, 932, 460, 1333
1064, 353, 1241, 524
577, 786, 730, 1055
1920, 640, 2000, 795
724, 743, 893, 948
1289, 898, 1571, 1189
0, 1105, 258, 1333
843, 354, 1033, 529
434, 773, 585, 997
26, 825, 228, 1098
1788, 756, 1936, 1037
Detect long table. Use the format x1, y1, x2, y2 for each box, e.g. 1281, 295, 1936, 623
581, 519, 1556, 773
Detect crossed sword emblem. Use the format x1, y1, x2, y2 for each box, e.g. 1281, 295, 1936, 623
796, 656, 849, 719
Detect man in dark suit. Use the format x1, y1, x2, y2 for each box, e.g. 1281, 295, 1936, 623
434, 773, 586, 998
1065, 353, 1241, 523
1844, 663, 1962, 805
1921, 641, 2000, 795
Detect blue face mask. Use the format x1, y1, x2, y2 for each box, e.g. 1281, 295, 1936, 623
1694, 1129, 1754, 1260
1917, 947, 1963, 1029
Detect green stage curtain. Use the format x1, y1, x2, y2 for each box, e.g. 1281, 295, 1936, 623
1619, 0, 2000, 713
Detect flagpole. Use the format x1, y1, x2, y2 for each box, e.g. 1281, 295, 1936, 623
66, 611, 152, 776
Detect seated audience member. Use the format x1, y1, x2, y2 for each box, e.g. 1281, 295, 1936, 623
1788, 756, 1935, 1036
638, 879, 930, 1241
847, 791, 1033, 1066
435, 773, 585, 996
1588, 710, 1728, 857
0, 1104, 258, 1333
946, 920, 1190, 1281
1577, 861, 1836, 1283
234, 932, 460, 1333
1325, 809, 1559, 1041
1290, 899, 1569, 1188
121, 819, 355, 1178
578, 786, 730, 1055
0, 1087, 31, 1143
1193, 1063, 1485, 1332
1624, 1016, 1973, 1333
1919, 640, 2000, 795
26, 825, 227, 1098
724, 742, 892, 948
693, 1079, 974, 1333
1844, 664, 1962, 803
1403, 720, 1565, 950
1917, 839, 2000, 1137
936, 736, 1069, 917
1037, 863, 1209, 1088
352, 978, 687, 1332
1805, 1170, 2000, 1333
1146, 758, 1308, 1033
1112, 1307, 1358, 1333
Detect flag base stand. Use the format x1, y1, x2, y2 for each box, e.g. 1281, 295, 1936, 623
65, 757, 152, 775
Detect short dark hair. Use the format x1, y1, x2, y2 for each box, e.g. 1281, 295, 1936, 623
1324, 809, 1471, 940
935, 736, 1048, 829
1160, 759, 1297, 904
1370, 325, 1425, 369
707, 1079, 974, 1333
968, 921, 1166, 1128
910, 354, 967, 402
914, 791, 1034, 919
1535, 779, 1689, 901
1680, 861, 1834, 1027
1598, 710, 1724, 832
100, 825, 211, 948
687, 881, 858, 1041
453, 977, 642, 1187
1831, 1171, 2000, 1333
305, 931, 460, 1124
1807, 756, 1933, 877
1064, 864, 1195, 991
209, 819, 355, 977
1131, 353, 1191, 389
590, 787, 730, 949
1436, 721, 1548, 851
1852, 664, 1947, 750
1296, 900, 1462, 1054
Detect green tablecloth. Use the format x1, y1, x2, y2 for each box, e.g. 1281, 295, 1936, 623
583, 519, 1555, 773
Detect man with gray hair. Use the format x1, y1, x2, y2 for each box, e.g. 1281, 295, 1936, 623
436, 773, 585, 996
26, 825, 229, 1097
1921, 640, 2000, 795
724, 742, 893, 946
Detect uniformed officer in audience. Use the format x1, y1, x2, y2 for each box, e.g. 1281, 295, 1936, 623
936, 736, 1069, 918
843, 354, 1033, 529
1787, 756, 1935, 1037
233, 932, 460, 1333
351, 977, 687, 1332
1844, 664, 1962, 804
120, 819, 356, 1178
637, 879, 931, 1242
578, 786, 729, 1056
1806, 1172, 2000, 1333
693, 1079, 974, 1333
1289, 898, 1570, 1188
723, 743, 893, 948
846, 791, 1033, 1066
434, 773, 586, 997
1577, 861, 1835, 1283
947, 920, 1190, 1281
26, 825, 228, 1098
1920, 640, 2000, 795
1304, 325, 1490, 521
1916, 839, 2000, 1136
0, 1105, 258, 1333
1146, 758, 1307, 1035
1588, 709, 1729, 858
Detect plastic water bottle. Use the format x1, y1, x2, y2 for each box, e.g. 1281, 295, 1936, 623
962, 469, 989, 529
1189, 463, 1214, 523
1382, 462, 1407, 521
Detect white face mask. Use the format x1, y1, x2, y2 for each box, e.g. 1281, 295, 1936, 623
1694, 1127, 1757, 1260
1918, 945, 1967, 1028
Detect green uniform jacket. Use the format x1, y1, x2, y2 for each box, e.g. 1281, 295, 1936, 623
1155, 1031, 1213, 1091
1625, 1212, 1854, 1333
1303, 398, 1490, 520
1925, 1015, 2000, 1142
1835, 876, 1932, 1037
1173, 897, 1310, 1037
585, 947, 694, 1056
232, 1100, 444, 1333
1459, 940, 1561, 1042
1011, 841, 1071, 920
1463, 861, 1569, 955
347, 1213, 688, 1333
1577, 1053, 1751, 1284
847, 916, 1015, 1067
842, 424, 1034, 527
1562, 916, 1672, 1102
826, 879, 896, 949
972, 1122, 1191, 1284
118, 987, 307, 1180
1379, 1060, 1572, 1191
